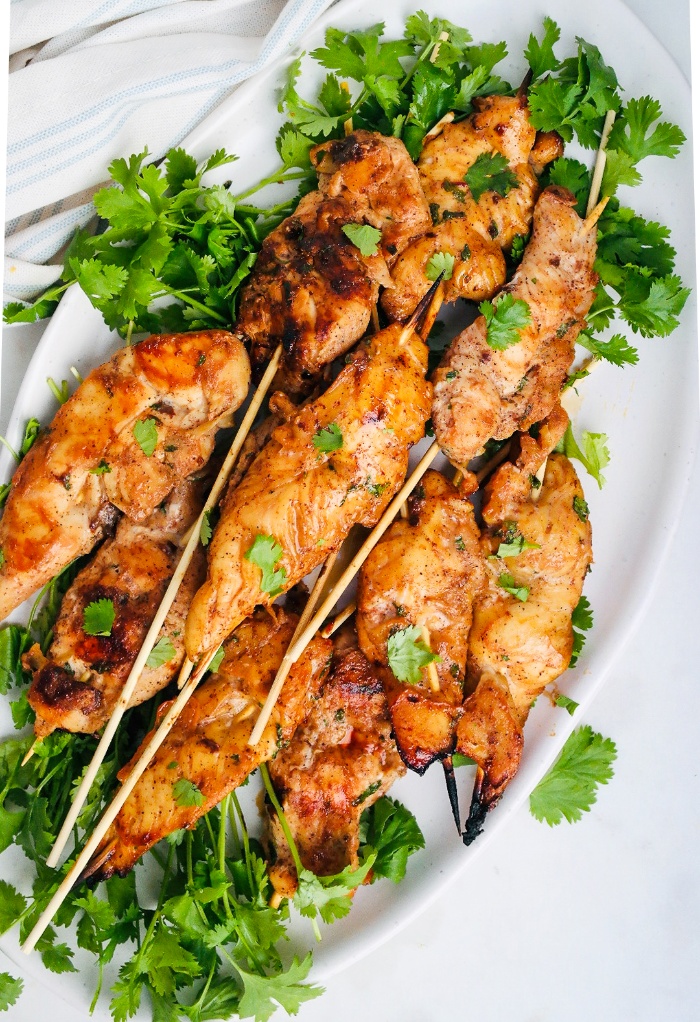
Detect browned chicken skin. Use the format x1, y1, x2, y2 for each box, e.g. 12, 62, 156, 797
0, 330, 250, 621
266, 623, 405, 898
356, 471, 486, 772
432, 186, 598, 470
381, 96, 562, 321
185, 319, 432, 660
239, 130, 430, 394
84, 608, 332, 881
25, 474, 209, 739
457, 437, 592, 841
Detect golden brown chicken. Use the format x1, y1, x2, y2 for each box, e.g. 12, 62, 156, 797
0, 330, 250, 621
457, 421, 592, 842
239, 130, 430, 393
185, 317, 432, 661
381, 95, 562, 321
266, 623, 405, 898
432, 186, 598, 471
356, 470, 485, 772
83, 607, 332, 881
25, 474, 209, 738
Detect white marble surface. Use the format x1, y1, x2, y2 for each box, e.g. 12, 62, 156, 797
1, 1, 697, 1020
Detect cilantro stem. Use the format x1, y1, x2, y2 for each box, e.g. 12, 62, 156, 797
0, 434, 20, 463
260, 763, 304, 877
125, 320, 134, 347
164, 288, 228, 323
233, 169, 308, 204
231, 792, 255, 898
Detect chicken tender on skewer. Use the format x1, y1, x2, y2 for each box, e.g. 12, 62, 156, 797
356, 471, 486, 773
432, 185, 599, 471
185, 315, 432, 661
24, 474, 209, 739
265, 623, 405, 899
83, 608, 332, 881
457, 420, 592, 843
239, 130, 430, 394
0, 330, 250, 621
382, 95, 562, 322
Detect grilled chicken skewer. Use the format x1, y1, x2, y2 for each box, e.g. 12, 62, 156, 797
239, 129, 431, 394
24, 473, 209, 738
432, 185, 599, 471
0, 330, 250, 621
265, 622, 405, 899
457, 411, 592, 843
185, 303, 434, 663
83, 607, 332, 881
356, 470, 485, 773
382, 94, 562, 321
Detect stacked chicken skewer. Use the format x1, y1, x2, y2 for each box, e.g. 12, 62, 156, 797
0, 89, 606, 946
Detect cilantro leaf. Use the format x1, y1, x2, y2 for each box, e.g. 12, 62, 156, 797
133, 418, 159, 457
295, 855, 375, 924
609, 96, 685, 164
555, 693, 579, 716
208, 645, 225, 674
172, 778, 204, 808
573, 495, 590, 522
617, 273, 690, 338
498, 573, 529, 602
0, 972, 23, 1012
311, 25, 413, 84
83, 598, 115, 637
425, 251, 455, 282
387, 625, 441, 684
570, 595, 594, 668
359, 797, 425, 883
0, 880, 26, 934
244, 534, 287, 597
529, 725, 616, 824
479, 293, 531, 351
557, 422, 610, 488
146, 636, 176, 670
312, 422, 343, 454
524, 16, 561, 80
547, 157, 590, 215
464, 152, 518, 202
341, 223, 382, 257
577, 331, 639, 367
199, 509, 213, 547
237, 953, 322, 1022
276, 125, 313, 171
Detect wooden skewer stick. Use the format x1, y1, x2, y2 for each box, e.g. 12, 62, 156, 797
423, 110, 455, 144
430, 30, 450, 64
247, 551, 338, 747
586, 109, 616, 216
320, 598, 357, 638
21, 738, 40, 767
45, 344, 283, 869
23, 643, 220, 954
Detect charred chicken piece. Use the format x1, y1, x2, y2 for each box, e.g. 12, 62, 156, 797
25, 474, 209, 739
83, 608, 332, 881
457, 433, 592, 842
239, 130, 430, 394
185, 317, 432, 660
356, 471, 485, 772
0, 330, 249, 621
266, 623, 404, 899
381, 95, 562, 321
432, 186, 598, 471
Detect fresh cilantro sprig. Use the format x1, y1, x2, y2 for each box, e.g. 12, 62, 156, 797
358, 797, 425, 883
83, 598, 115, 637
464, 152, 518, 202
529, 725, 616, 824
555, 693, 579, 716
0, 972, 23, 1012
479, 294, 531, 351
341, 223, 382, 256
244, 534, 287, 597
426, 251, 455, 281
312, 422, 344, 454
570, 595, 594, 668
557, 423, 610, 489
387, 625, 441, 684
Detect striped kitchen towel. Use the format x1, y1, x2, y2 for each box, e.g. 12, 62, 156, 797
5, 0, 335, 303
